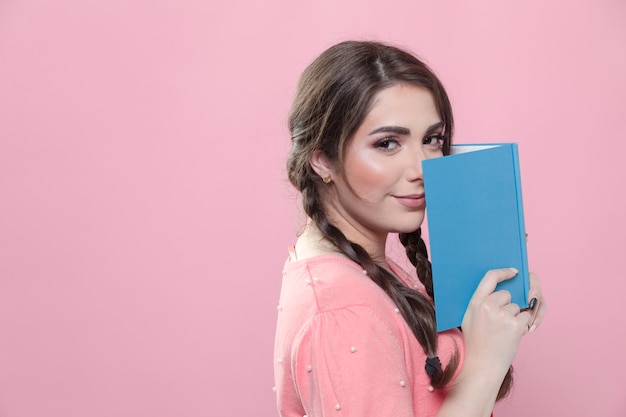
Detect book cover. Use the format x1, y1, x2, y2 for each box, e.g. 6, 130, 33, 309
422, 143, 530, 332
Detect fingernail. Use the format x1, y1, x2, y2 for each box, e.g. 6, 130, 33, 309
509, 268, 518, 274
529, 324, 537, 333
529, 297, 538, 310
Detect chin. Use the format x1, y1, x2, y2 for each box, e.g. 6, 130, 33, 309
396, 218, 425, 234
391, 224, 423, 234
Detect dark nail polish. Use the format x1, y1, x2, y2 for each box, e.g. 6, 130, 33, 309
529, 297, 538, 310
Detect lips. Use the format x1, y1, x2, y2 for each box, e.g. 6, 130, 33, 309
394, 194, 425, 209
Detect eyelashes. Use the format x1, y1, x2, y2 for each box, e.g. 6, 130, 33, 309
375, 137, 400, 150
375, 134, 444, 151
422, 134, 445, 148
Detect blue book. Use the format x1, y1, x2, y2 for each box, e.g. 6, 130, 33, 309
422, 143, 530, 332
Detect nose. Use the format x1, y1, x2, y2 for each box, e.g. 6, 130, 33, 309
406, 145, 426, 182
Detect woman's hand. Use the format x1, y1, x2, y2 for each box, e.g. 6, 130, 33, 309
438, 269, 546, 417
461, 268, 533, 376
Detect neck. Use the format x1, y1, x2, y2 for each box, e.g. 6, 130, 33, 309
298, 218, 388, 268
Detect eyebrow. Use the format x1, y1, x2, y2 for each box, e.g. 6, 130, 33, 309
368, 121, 444, 136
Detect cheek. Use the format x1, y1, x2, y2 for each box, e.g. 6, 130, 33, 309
425, 148, 444, 159
344, 151, 391, 195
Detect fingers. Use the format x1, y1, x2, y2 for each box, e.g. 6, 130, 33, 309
473, 268, 519, 299
491, 289, 512, 307
528, 296, 546, 333
467, 268, 544, 338
502, 301, 521, 316
499, 298, 533, 335
526, 272, 547, 333
527, 272, 542, 304
517, 309, 533, 334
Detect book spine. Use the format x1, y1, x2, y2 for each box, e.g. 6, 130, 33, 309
511, 143, 530, 307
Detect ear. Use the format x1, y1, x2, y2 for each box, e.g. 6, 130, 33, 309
309, 150, 335, 182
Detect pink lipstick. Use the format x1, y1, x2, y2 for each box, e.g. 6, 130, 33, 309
394, 194, 425, 209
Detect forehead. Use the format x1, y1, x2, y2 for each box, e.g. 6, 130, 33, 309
355, 83, 440, 134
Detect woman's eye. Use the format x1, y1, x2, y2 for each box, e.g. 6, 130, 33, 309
376, 138, 400, 150
423, 135, 444, 148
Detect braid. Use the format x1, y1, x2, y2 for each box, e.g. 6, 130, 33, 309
399, 229, 433, 299
400, 229, 514, 400
303, 184, 457, 388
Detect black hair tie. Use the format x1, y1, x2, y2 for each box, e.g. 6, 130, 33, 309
425, 356, 442, 378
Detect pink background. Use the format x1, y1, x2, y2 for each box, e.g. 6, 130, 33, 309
1, 1, 624, 416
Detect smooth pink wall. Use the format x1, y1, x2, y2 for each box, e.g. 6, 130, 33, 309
1, 1, 624, 416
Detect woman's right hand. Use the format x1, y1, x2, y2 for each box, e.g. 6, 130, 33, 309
460, 268, 532, 377
437, 268, 535, 417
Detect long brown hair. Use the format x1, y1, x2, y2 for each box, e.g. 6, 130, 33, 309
287, 40, 512, 399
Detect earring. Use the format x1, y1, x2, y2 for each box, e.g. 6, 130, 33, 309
322, 175, 332, 184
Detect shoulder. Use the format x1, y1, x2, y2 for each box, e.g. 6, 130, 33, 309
283, 254, 396, 312
276, 254, 411, 366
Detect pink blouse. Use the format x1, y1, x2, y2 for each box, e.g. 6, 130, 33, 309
274, 251, 464, 417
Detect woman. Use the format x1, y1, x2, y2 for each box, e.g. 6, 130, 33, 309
274, 40, 545, 417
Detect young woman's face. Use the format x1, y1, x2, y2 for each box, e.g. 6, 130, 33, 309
328, 83, 444, 238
